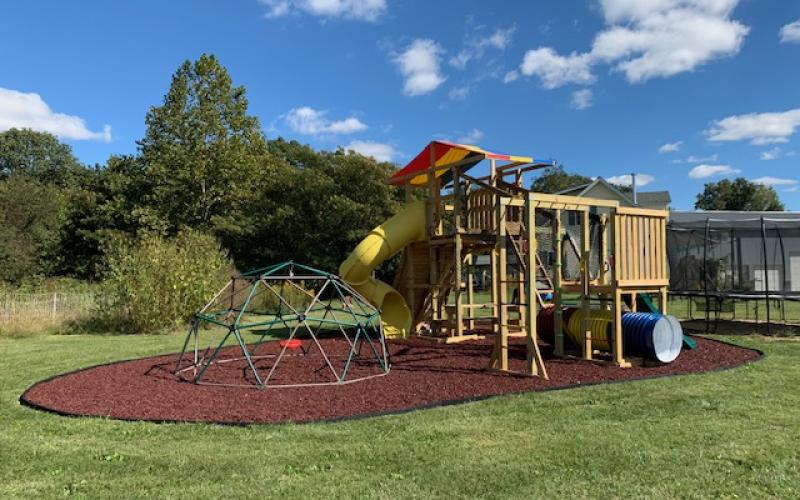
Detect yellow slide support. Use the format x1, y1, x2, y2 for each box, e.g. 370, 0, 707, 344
339, 201, 426, 338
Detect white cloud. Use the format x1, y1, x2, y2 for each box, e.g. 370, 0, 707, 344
520, 48, 595, 89
688, 164, 740, 179
344, 140, 396, 162
705, 108, 800, 145
591, 0, 749, 83
259, 0, 386, 21
503, 70, 519, 83
456, 128, 484, 144
0, 87, 111, 142
284, 106, 367, 135
658, 141, 682, 153
784, 186, 799, 193
448, 86, 471, 101
760, 147, 782, 161
515, 0, 748, 88
484, 26, 515, 50
780, 19, 800, 43
570, 89, 593, 110
606, 173, 655, 187
393, 39, 446, 96
753, 176, 798, 187
450, 25, 515, 70
686, 153, 718, 163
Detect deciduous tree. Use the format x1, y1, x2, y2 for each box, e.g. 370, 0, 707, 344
695, 178, 784, 211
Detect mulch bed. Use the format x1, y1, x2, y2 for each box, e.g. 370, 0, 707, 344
20, 336, 761, 425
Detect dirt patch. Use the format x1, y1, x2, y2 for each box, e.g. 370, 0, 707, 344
20, 337, 760, 425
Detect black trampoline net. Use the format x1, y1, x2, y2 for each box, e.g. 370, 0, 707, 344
667, 212, 800, 330
668, 214, 800, 295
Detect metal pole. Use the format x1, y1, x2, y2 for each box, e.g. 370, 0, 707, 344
703, 218, 710, 332
776, 226, 787, 323
760, 217, 771, 334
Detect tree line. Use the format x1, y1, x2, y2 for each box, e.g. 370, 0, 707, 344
0, 54, 403, 286
0, 54, 785, 288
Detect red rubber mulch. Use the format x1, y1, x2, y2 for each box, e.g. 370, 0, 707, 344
20, 337, 760, 425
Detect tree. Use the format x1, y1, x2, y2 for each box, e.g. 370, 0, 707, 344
531, 166, 592, 193
695, 178, 784, 211
0, 128, 84, 186
138, 54, 270, 232
0, 176, 66, 282
55, 156, 170, 278
219, 139, 403, 273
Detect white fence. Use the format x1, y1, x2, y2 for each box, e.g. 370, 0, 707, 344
0, 292, 96, 328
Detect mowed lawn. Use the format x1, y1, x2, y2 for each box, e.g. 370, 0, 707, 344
1, 333, 799, 498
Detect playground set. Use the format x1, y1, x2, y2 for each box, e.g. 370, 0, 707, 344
174, 140, 683, 388
25, 142, 764, 425
174, 262, 390, 388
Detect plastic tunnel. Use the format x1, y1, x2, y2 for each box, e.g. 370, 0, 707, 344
339, 201, 427, 337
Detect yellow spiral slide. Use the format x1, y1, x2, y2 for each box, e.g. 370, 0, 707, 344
339, 201, 426, 337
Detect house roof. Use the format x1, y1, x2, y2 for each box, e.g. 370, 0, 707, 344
555, 177, 635, 205
636, 191, 671, 205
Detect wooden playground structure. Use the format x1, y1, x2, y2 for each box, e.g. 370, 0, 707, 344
388, 141, 670, 378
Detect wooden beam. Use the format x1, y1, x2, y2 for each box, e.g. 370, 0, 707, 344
581, 209, 592, 361
529, 192, 620, 209
616, 206, 668, 217
553, 208, 564, 357
611, 212, 630, 367
525, 193, 548, 378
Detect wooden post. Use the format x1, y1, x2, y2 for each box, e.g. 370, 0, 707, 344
454, 234, 464, 338
491, 197, 509, 370
489, 159, 499, 331
453, 166, 464, 338
581, 209, 592, 360
599, 214, 609, 287
553, 209, 564, 357
525, 193, 548, 378
466, 252, 475, 332
612, 211, 629, 367
427, 144, 439, 329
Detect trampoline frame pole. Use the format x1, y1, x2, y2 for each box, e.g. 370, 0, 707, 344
761, 217, 771, 334
703, 218, 710, 332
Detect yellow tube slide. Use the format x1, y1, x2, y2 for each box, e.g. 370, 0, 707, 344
339, 201, 426, 337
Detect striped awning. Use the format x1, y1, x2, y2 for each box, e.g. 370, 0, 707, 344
388, 140, 534, 186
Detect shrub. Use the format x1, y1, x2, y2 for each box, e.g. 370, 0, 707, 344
96, 230, 231, 333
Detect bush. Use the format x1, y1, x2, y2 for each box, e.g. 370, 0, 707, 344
96, 230, 231, 333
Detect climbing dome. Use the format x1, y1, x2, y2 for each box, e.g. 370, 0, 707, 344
174, 262, 390, 388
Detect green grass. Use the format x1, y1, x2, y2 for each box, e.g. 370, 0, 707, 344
1, 333, 799, 498
669, 295, 800, 323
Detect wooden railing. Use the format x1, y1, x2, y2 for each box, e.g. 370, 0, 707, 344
615, 207, 668, 285
467, 189, 495, 232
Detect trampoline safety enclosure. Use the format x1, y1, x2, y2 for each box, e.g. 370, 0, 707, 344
667, 211, 800, 332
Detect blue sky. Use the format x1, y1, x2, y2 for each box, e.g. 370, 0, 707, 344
1, 0, 799, 209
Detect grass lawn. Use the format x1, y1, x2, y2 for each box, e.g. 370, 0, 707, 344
1, 333, 799, 498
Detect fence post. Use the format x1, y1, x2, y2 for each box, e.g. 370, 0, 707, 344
52, 292, 58, 323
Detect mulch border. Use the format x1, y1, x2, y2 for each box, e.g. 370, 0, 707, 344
18, 335, 764, 427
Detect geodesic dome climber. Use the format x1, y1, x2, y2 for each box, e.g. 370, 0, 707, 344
174, 262, 390, 388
